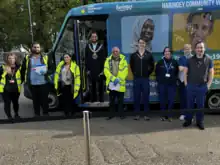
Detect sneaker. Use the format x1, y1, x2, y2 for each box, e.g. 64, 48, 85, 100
14, 114, 21, 119
196, 122, 205, 130
120, 116, 126, 120
106, 116, 114, 120
144, 116, 150, 121
168, 117, 172, 122
160, 116, 166, 121
134, 115, 140, 120
179, 115, 185, 121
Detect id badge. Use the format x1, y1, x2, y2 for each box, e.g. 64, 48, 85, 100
165, 73, 170, 78
9, 80, 15, 83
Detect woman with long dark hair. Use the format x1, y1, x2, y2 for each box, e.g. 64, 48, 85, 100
0, 52, 22, 121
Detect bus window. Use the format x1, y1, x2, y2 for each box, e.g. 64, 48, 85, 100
54, 18, 75, 65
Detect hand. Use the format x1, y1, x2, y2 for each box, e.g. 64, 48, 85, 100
99, 72, 103, 77
5, 66, 11, 74
40, 70, 45, 75
87, 70, 90, 75
207, 83, 211, 89
113, 78, 120, 86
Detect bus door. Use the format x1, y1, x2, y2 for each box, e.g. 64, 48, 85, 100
74, 15, 109, 107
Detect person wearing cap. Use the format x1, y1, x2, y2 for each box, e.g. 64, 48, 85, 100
21, 42, 54, 117
0, 52, 22, 122
155, 46, 179, 121
54, 53, 81, 117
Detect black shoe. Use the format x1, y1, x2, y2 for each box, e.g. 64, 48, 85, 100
106, 116, 114, 120
183, 121, 192, 127
14, 114, 21, 120
43, 113, 49, 117
7, 117, 14, 123
120, 116, 125, 120
196, 122, 205, 130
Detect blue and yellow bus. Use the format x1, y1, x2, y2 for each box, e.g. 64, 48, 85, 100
25, 0, 220, 109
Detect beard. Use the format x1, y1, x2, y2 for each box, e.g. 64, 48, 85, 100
31, 50, 40, 54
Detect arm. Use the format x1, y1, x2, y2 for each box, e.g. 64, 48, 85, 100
148, 54, 155, 75
85, 45, 89, 72
178, 56, 185, 72
20, 56, 27, 83
104, 59, 117, 82
0, 66, 4, 81
54, 62, 63, 90
175, 60, 179, 76
183, 67, 188, 86
74, 64, 81, 98
207, 60, 214, 88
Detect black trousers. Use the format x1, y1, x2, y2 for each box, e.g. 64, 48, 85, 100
91, 76, 104, 102
109, 90, 124, 117
61, 85, 74, 115
30, 84, 49, 115
2, 91, 20, 118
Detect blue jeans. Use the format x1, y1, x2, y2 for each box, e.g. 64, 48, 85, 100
185, 84, 208, 123
133, 77, 150, 114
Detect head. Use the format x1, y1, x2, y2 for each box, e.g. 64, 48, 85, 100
63, 54, 72, 64
90, 32, 98, 43
163, 47, 172, 59
7, 53, 16, 66
138, 38, 146, 50
112, 47, 120, 58
195, 41, 205, 57
183, 44, 192, 55
140, 19, 155, 43
186, 12, 214, 50
31, 42, 41, 54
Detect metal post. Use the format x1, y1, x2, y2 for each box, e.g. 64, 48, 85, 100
27, 0, 34, 43
83, 111, 91, 165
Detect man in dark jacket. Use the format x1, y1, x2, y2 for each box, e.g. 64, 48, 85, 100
130, 38, 154, 120
85, 31, 106, 103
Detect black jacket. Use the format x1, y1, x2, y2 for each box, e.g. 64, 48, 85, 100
155, 57, 179, 85
130, 51, 154, 78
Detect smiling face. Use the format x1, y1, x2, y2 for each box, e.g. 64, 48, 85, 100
112, 47, 120, 58
187, 13, 213, 50
195, 42, 205, 57
164, 47, 172, 59
7, 54, 16, 65
64, 54, 71, 64
90, 33, 98, 43
140, 19, 155, 43
138, 39, 146, 50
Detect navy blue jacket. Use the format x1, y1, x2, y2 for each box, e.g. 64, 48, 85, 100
155, 57, 179, 85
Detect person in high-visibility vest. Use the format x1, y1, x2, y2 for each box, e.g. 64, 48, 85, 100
54, 53, 81, 117
20, 42, 54, 117
0, 53, 22, 121
104, 47, 128, 120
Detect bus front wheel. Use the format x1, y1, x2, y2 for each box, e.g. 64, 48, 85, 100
48, 92, 59, 110
206, 91, 220, 110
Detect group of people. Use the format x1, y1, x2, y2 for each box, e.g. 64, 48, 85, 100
0, 31, 214, 130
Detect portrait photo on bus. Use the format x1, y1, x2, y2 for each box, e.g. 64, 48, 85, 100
172, 11, 220, 51
121, 14, 169, 54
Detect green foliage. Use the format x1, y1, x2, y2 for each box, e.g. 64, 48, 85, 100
0, 0, 121, 51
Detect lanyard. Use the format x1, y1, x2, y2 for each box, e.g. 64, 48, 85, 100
163, 59, 172, 73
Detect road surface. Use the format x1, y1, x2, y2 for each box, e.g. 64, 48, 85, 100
0, 93, 220, 165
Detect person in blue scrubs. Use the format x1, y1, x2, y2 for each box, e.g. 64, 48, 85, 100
178, 44, 193, 120
183, 41, 214, 130
156, 47, 179, 121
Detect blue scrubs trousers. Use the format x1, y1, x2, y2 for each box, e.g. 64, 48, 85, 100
185, 84, 208, 123
179, 82, 187, 114
133, 77, 150, 114
158, 84, 176, 116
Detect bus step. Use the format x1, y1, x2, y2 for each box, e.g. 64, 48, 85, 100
79, 102, 109, 108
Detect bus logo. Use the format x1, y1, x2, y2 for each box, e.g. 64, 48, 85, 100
116, 5, 133, 12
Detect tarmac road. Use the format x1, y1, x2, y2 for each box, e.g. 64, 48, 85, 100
0, 93, 220, 165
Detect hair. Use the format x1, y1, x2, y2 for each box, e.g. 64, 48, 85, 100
31, 42, 40, 48
187, 12, 214, 33
5, 52, 17, 66
163, 46, 172, 55
195, 40, 205, 48
138, 38, 146, 43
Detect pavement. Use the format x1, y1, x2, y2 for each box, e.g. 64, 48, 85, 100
0, 93, 220, 164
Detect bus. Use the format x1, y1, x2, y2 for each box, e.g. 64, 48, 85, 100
25, 0, 220, 110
